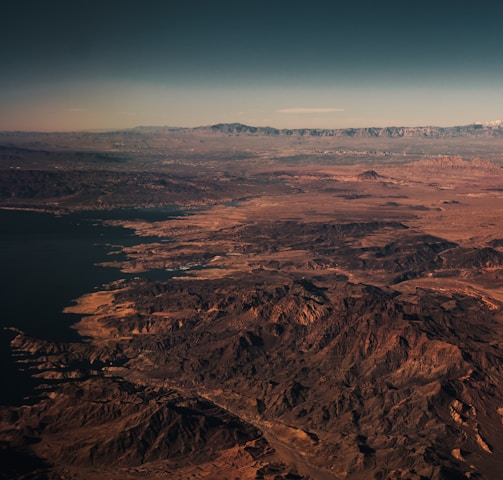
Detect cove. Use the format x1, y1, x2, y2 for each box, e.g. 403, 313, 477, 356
0, 206, 185, 405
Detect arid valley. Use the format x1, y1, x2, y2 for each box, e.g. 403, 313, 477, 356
1, 123, 503, 479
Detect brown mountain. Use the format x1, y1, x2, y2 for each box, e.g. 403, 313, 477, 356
201, 122, 503, 138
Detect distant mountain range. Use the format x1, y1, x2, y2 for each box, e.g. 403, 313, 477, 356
2, 122, 503, 139
188, 121, 503, 138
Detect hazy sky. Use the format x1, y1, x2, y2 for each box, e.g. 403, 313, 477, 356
1, 1, 502, 131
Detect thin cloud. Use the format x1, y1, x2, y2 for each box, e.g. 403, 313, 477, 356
67, 107, 87, 112
278, 107, 344, 114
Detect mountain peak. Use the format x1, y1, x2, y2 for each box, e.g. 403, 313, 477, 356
477, 120, 503, 127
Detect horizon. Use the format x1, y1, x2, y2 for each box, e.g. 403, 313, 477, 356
1, 1, 503, 132
1, 119, 503, 135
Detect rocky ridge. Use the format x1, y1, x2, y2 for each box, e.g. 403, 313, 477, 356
202, 122, 503, 138
4, 210, 503, 479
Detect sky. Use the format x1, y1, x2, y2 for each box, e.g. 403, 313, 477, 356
1, 0, 502, 131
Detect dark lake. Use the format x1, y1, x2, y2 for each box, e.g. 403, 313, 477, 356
0, 206, 186, 405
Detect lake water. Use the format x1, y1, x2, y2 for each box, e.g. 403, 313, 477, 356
0, 206, 186, 405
